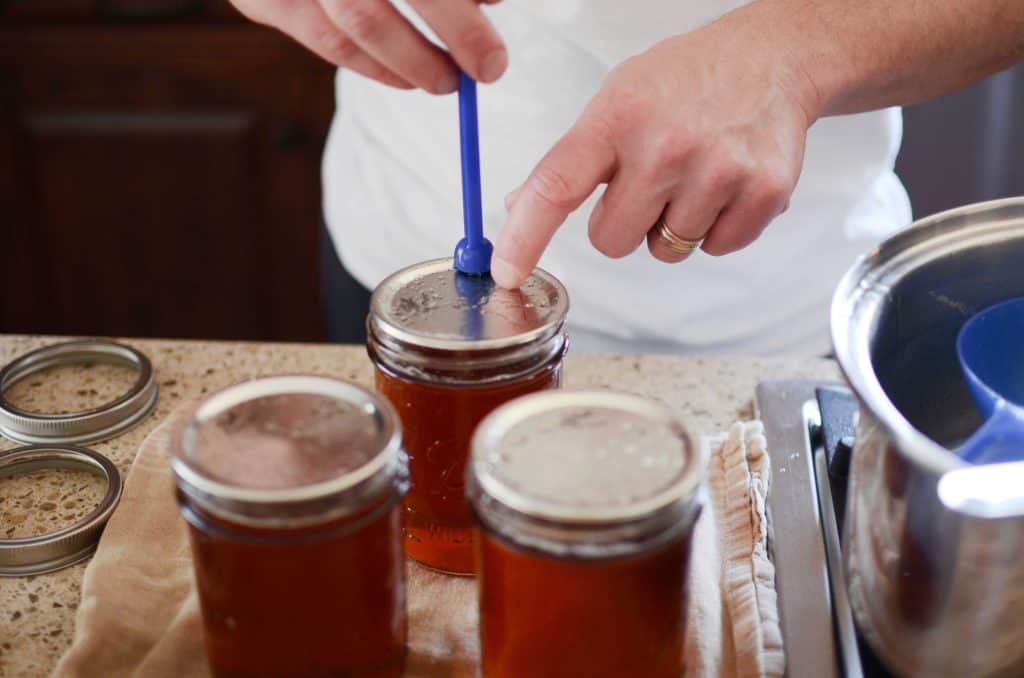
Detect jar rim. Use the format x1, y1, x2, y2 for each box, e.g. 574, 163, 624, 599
468, 390, 706, 526
368, 258, 569, 353
170, 375, 403, 511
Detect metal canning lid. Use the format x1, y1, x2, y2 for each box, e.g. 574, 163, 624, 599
171, 375, 404, 526
0, 340, 158, 445
368, 258, 569, 352
0, 445, 122, 577
469, 390, 704, 525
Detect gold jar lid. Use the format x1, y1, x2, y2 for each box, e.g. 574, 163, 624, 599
468, 390, 705, 556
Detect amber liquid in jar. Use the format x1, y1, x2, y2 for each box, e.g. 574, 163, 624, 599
183, 496, 406, 678
367, 259, 569, 575
172, 377, 408, 678
477, 528, 693, 678
469, 390, 702, 678
375, 356, 562, 575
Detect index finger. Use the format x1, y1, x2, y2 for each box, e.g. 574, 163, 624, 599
492, 119, 616, 288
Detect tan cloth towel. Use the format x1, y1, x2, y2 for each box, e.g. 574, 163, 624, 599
54, 410, 782, 678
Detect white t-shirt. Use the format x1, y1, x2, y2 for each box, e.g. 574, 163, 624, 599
323, 1, 911, 355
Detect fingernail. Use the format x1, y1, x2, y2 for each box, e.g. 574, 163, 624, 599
490, 256, 526, 289
591, 199, 605, 225
479, 48, 508, 83
435, 71, 459, 94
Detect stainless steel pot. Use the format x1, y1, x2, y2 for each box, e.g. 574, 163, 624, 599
832, 197, 1024, 677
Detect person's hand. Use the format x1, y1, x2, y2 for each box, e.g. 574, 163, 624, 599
491, 10, 821, 288
230, 0, 507, 93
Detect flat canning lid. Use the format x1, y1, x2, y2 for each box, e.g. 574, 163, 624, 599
0, 340, 158, 445
0, 445, 122, 577
368, 258, 569, 352
171, 375, 405, 527
469, 390, 704, 526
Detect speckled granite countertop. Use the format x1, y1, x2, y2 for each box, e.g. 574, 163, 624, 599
0, 335, 840, 677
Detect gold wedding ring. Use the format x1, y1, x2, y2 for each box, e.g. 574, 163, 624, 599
657, 218, 702, 257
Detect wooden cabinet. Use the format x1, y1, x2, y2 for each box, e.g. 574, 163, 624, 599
0, 1, 334, 340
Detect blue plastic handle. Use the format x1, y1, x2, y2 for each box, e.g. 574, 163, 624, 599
958, 401, 1024, 464
454, 272, 493, 341
453, 72, 493, 276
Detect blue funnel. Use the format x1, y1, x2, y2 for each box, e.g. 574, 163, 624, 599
956, 296, 1024, 464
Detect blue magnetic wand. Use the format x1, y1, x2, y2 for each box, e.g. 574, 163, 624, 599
453, 71, 494, 276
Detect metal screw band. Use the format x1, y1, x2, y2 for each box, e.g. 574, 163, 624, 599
0, 445, 122, 576
0, 340, 158, 445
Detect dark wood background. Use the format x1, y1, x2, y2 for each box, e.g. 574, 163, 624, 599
0, 0, 334, 341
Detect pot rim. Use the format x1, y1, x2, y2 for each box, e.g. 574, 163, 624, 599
831, 196, 1024, 476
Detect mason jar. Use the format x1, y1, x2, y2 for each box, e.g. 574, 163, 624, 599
366, 258, 569, 575
468, 390, 705, 678
170, 375, 408, 678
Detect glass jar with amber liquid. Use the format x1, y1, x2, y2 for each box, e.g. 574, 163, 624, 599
367, 258, 569, 575
468, 390, 706, 678
170, 376, 408, 678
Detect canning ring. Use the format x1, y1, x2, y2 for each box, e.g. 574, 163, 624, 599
0, 340, 158, 445
0, 445, 122, 576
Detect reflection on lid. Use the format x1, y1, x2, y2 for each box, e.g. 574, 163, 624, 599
453, 272, 494, 342
482, 405, 689, 512
371, 259, 567, 345
188, 393, 381, 490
